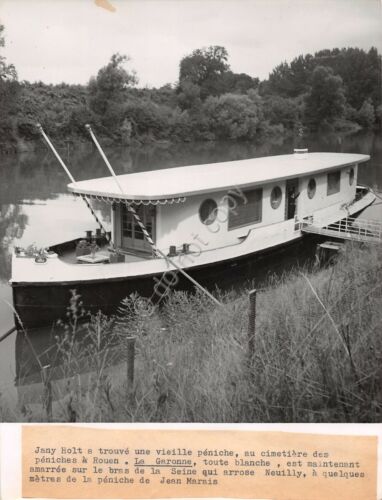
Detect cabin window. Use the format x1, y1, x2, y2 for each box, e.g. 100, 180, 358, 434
199, 199, 218, 225
270, 186, 282, 209
327, 171, 341, 196
307, 178, 316, 199
228, 188, 262, 230
349, 167, 355, 185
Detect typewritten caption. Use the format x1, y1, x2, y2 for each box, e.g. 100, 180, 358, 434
22, 426, 377, 499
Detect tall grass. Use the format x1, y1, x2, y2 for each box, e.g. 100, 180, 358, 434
3, 242, 382, 423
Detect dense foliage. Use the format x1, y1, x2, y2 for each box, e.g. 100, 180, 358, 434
304, 66, 346, 129
0, 23, 381, 151
0, 24, 20, 149
263, 47, 382, 131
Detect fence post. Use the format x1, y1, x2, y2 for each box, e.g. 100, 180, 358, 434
41, 365, 52, 422
247, 289, 257, 366
126, 336, 136, 398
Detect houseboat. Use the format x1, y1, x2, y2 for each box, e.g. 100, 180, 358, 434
11, 150, 376, 329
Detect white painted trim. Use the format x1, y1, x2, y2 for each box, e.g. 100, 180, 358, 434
67, 153, 370, 201
10, 190, 375, 285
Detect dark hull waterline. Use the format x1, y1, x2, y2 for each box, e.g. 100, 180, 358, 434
13, 234, 328, 330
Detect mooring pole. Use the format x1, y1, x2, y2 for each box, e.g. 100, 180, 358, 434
85, 124, 222, 307
85, 124, 124, 192
126, 336, 137, 407
126, 336, 136, 392
37, 124, 76, 183
41, 364, 53, 422
247, 289, 257, 363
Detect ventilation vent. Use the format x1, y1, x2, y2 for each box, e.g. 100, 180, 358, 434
294, 148, 308, 159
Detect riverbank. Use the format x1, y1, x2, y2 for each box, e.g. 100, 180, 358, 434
0, 125, 290, 155
2, 242, 381, 423
0, 120, 373, 162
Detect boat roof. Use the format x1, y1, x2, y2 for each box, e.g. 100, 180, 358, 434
67, 152, 369, 201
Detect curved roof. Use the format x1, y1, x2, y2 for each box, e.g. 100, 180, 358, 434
67, 152, 369, 201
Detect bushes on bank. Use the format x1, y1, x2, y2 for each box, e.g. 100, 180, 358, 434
1, 43, 381, 148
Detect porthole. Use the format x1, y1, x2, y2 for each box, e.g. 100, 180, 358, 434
349, 167, 354, 186
199, 199, 218, 225
270, 186, 282, 209
307, 178, 316, 199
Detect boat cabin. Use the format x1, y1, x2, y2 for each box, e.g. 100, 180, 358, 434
68, 151, 369, 258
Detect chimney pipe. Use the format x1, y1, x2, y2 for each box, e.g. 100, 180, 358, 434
294, 148, 308, 159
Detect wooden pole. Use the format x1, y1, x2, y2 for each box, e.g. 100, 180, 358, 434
37, 124, 111, 243
37, 124, 76, 183
247, 289, 257, 364
126, 337, 136, 394
41, 365, 52, 422
85, 124, 124, 192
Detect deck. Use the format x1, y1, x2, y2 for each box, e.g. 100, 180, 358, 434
51, 239, 152, 265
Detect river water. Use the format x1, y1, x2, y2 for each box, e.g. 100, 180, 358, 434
0, 131, 381, 407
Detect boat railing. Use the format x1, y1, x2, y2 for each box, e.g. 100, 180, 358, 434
300, 215, 382, 244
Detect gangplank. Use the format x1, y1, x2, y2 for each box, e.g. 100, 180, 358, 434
301, 216, 382, 244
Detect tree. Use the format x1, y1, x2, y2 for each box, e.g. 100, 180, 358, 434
202, 92, 264, 140
0, 24, 17, 82
0, 24, 19, 143
88, 53, 138, 116
219, 71, 259, 94
68, 104, 100, 137
265, 62, 293, 96
264, 95, 301, 129
263, 47, 382, 113
356, 98, 375, 129
177, 81, 201, 111
304, 66, 345, 129
178, 46, 230, 99
123, 98, 171, 142
314, 47, 381, 109
375, 104, 382, 129
265, 55, 314, 97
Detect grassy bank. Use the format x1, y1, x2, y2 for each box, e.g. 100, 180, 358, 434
2, 242, 381, 423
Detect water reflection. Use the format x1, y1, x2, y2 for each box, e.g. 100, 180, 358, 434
1, 130, 381, 203
0, 204, 28, 279
0, 130, 381, 404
